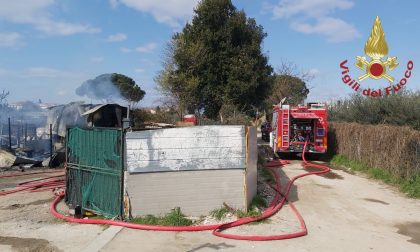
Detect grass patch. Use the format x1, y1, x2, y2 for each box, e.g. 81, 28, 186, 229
400, 175, 420, 198
331, 154, 370, 172
131, 215, 160, 225
131, 207, 193, 226
331, 154, 420, 198
236, 208, 261, 218
236, 194, 268, 219
209, 195, 267, 223
235, 206, 271, 225
163, 207, 193, 226
210, 207, 230, 220
250, 194, 267, 209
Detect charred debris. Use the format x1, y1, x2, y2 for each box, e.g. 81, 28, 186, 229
0, 102, 129, 170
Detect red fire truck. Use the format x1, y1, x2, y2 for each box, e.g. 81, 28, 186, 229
182, 114, 198, 125
270, 103, 328, 154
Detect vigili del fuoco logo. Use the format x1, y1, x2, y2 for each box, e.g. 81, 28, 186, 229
339, 16, 414, 97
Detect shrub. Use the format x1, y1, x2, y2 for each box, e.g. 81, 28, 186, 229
330, 122, 420, 179
328, 91, 420, 130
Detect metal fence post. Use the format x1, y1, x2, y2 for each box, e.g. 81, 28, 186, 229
24, 123, 27, 147
8, 117, 11, 150
50, 124, 53, 159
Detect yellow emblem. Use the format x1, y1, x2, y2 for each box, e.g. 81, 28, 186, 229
356, 16, 398, 82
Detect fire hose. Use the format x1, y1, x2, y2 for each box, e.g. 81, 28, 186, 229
48, 141, 331, 241
0, 177, 65, 196
0, 170, 64, 179
0, 170, 65, 196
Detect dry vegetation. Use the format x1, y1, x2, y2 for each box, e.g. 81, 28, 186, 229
329, 122, 420, 197
330, 122, 420, 178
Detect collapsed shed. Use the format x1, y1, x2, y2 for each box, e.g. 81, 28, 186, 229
82, 104, 128, 128
46, 103, 128, 138
65, 125, 257, 218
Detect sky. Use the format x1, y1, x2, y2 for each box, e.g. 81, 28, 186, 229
0, 0, 419, 107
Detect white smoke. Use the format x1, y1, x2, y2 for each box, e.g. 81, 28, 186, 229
75, 73, 123, 102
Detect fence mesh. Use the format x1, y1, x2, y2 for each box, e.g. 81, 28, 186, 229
65, 127, 123, 218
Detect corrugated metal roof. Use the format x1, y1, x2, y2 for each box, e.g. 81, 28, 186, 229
81, 104, 126, 116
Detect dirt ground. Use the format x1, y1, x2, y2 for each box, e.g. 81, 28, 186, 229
0, 171, 104, 252
101, 161, 420, 252
1, 159, 420, 251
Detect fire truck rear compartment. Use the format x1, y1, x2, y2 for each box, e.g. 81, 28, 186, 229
271, 103, 328, 154
289, 118, 316, 152
291, 118, 315, 142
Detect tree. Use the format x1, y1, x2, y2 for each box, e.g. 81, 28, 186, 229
155, 39, 195, 118
76, 74, 145, 106
111, 73, 145, 106
0, 89, 9, 107
0, 89, 10, 121
156, 0, 273, 120
267, 75, 309, 106
266, 62, 311, 107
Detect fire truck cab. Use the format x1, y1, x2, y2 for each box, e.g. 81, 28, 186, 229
270, 102, 328, 154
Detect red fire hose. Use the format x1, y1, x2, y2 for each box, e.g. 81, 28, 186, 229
0, 171, 65, 196
0, 170, 64, 179
49, 141, 331, 241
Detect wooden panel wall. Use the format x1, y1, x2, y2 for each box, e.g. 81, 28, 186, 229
125, 126, 257, 216
127, 169, 245, 216
245, 127, 258, 208
126, 126, 246, 173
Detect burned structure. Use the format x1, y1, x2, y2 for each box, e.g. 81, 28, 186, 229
0, 102, 128, 169
83, 104, 127, 128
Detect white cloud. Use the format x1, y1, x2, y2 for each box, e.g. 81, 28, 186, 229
109, 0, 119, 9
90, 57, 105, 63
0, 68, 13, 76
24, 67, 72, 78
270, 0, 359, 42
272, 0, 353, 19
291, 17, 360, 42
0, 0, 100, 36
120, 47, 132, 53
135, 68, 145, 73
106, 33, 127, 42
35, 20, 99, 36
135, 42, 157, 53
308, 68, 320, 76
112, 0, 199, 27
0, 32, 24, 47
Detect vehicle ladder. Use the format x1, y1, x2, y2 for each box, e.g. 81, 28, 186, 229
281, 105, 290, 148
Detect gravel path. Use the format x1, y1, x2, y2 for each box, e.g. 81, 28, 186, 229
102, 161, 420, 252
1, 160, 420, 251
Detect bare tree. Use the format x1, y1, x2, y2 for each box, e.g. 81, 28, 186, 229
276, 60, 315, 82
266, 61, 313, 107
0, 89, 10, 127
0, 89, 9, 107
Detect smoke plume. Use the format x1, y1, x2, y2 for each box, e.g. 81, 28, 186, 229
76, 74, 122, 101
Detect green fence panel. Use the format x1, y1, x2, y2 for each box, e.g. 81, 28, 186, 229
65, 127, 123, 218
